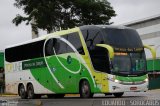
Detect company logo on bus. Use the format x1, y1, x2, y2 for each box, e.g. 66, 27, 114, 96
67, 55, 72, 64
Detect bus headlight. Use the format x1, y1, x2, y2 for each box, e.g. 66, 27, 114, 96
144, 78, 148, 82
106, 75, 120, 83
114, 79, 119, 83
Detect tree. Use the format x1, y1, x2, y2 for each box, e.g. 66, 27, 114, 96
12, 0, 116, 33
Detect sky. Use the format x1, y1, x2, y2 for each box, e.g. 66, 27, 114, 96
0, 0, 160, 50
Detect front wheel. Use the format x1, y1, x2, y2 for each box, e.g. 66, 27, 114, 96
113, 92, 124, 98
80, 80, 93, 98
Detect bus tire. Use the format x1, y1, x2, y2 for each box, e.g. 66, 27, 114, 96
113, 92, 124, 98
19, 84, 27, 99
80, 80, 93, 98
27, 84, 35, 99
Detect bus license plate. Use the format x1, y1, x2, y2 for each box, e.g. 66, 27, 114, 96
130, 87, 137, 90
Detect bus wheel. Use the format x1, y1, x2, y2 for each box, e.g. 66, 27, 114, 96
80, 80, 93, 98
19, 84, 27, 99
27, 84, 35, 99
113, 92, 124, 98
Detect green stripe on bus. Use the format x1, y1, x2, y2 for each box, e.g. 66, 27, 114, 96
116, 75, 147, 82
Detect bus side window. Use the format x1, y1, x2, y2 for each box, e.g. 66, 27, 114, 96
68, 32, 85, 55
57, 38, 67, 54
90, 46, 110, 73
6, 40, 45, 62
81, 29, 104, 49
45, 39, 55, 56
81, 29, 110, 73
45, 38, 68, 56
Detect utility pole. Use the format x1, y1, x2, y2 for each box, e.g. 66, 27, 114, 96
31, 17, 39, 39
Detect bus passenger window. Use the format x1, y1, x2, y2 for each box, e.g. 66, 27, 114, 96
81, 29, 110, 73
45, 38, 68, 56
68, 32, 85, 55
90, 47, 110, 73
82, 30, 104, 50
45, 39, 55, 56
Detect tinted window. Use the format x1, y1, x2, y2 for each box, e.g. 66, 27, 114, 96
68, 32, 85, 55
55, 38, 68, 54
90, 47, 110, 72
103, 28, 143, 48
6, 32, 85, 62
81, 29, 110, 72
45, 32, 84, 55
45, 39, 55, 56
81, 29, 104, 50
45, 37, 68, 56
5, 40, 45, 62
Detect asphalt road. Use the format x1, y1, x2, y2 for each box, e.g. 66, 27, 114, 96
0, 89, 160, 106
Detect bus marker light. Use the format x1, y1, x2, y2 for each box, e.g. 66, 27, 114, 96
114, 79, 119, 83
144, 78, 148, 82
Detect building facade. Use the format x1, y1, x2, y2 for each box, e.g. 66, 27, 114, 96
124, 14, 160, 59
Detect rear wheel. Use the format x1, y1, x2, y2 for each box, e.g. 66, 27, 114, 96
113, 92, 124, 98
80, 80, 93, 98
27, 84, 35, 99
19, 84, 27, 99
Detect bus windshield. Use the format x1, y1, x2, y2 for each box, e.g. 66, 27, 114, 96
101, 27, 146, 75
103, 28, 143, 48
112, 52, 146, 75
80, 26, 147, 75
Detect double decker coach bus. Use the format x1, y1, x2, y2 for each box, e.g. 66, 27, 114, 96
5, 25, 156, 99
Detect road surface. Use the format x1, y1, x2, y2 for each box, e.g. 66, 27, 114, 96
0, 89, 160, 106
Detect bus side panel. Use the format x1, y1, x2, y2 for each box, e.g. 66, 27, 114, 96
5, 62, 54, 94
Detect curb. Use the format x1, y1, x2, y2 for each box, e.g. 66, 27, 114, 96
148, 89, 160, 92
65, 94, 80, 97
0, 94, 18, 97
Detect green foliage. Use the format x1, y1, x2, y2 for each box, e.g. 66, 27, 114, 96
13, 0, 116, 33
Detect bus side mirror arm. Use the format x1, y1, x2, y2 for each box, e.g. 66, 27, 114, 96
96, 44, 114, 59
144, 45, 156, 59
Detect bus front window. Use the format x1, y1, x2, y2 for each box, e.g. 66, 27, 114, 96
112, 52, 146, 75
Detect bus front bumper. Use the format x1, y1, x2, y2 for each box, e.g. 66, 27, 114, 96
108, 80, 148, 93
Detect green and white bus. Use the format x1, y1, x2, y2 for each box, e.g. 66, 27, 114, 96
5, 25, 156, 99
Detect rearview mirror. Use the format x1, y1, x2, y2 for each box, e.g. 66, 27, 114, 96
96, 44, 114, 59
144, 45, 156, 59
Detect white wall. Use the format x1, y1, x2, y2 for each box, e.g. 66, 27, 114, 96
142, 37, 160, 59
